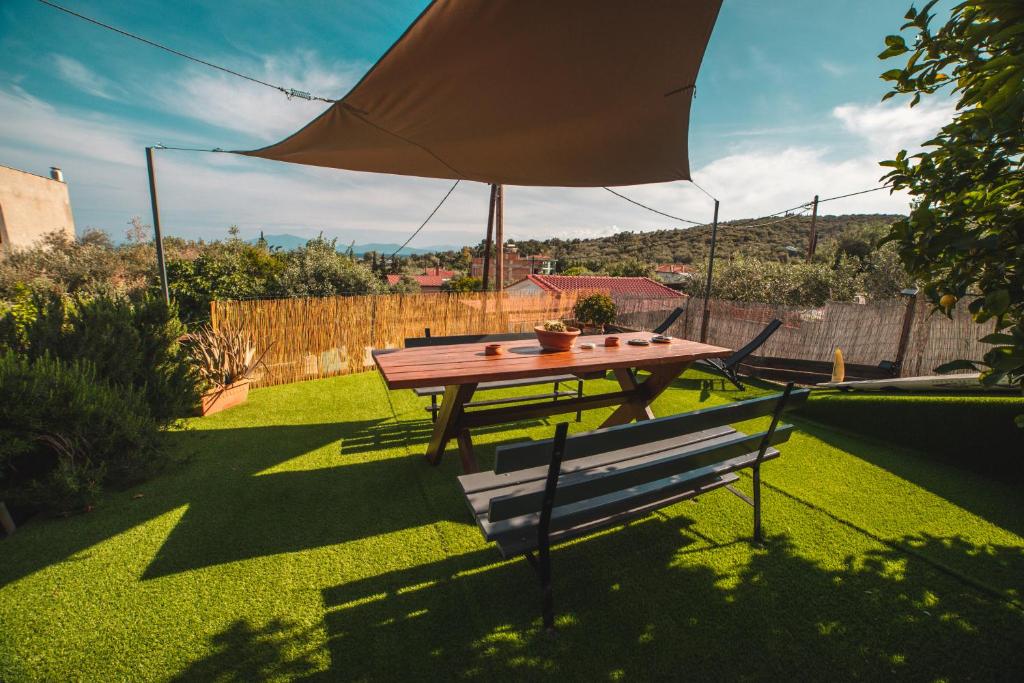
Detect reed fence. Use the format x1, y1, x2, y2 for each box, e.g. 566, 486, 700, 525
661, 296, 992, 376
211, 292, 580, 387
211, 291, 995, 388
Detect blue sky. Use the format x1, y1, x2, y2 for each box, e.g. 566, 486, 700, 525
0, 0, 956, 246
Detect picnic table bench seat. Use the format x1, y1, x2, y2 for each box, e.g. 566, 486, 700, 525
457, 384, 808, 629
405, 330, 589, 422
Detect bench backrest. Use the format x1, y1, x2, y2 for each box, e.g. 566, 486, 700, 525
404, 328, 535, 348
487, 386, 807, 523
493, 388, 808, 474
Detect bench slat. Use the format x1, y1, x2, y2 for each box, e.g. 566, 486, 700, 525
459, 425, 736, 501
493, 389, 808, 473
485, 469, 744, 558
412, 374, 580, 397
487, 426, 793, 522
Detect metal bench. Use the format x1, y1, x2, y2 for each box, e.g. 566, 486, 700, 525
457, 383, 808, 629
405, 329, 587, 422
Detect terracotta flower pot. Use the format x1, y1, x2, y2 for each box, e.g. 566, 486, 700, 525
534, 326, 581, 352
199, 379, 251, 416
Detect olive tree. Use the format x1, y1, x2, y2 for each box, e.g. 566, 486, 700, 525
879, 0, 1024, 415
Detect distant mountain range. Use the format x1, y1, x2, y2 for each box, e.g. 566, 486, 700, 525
249, 234, 460, 255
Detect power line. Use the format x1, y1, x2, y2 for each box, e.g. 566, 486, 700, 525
724, 206, 812, 231
36, 0, 337, 103
818, 185, 890, 204
388, 180, 461, 261
601, 187, 705, 226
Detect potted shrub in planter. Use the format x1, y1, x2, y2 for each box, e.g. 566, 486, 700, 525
534, 319, 581, 351
573, 293, 617, 333
185, 326, 271, 416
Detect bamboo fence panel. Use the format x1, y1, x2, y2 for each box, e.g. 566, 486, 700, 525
211, 291, 999, 389
904, 296, 995, 376
211, 292, 580, 388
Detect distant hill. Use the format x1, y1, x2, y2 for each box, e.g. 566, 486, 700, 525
509, 214, 904, 265
250, 234, 456, 255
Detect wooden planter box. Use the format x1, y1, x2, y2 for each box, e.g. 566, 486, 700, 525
199, 380, 250, 416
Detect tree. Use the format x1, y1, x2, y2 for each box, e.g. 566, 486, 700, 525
880, 1, 1024, 413
277, 237, 382, 299
606, 258, 654, 278
442, 276, 482, 293
389, 275, 421, 293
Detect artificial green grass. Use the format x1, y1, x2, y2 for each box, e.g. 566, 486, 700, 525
1, 370, 1022, 680
798, 390, 1024, 479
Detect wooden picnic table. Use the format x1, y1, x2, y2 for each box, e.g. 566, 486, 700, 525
374, 331, 731, 472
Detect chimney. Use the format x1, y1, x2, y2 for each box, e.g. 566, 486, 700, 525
49, 167, 64, 183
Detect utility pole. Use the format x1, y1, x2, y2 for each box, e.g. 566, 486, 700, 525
481, 183, 497, 290
806, 194, 819, 262
699, 199, 720, 344
145, 146, 170, 304
494, 184, 505, 291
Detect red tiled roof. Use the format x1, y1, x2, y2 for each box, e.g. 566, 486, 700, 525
386, 274, 446, 287
656, 263, 693, 274
422, 267, 455, 277
521, 275, 683, 297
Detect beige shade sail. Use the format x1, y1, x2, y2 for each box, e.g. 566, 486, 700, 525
240, 0, 722, 187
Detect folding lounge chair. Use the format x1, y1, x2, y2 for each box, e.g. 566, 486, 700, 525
696, 319, 782, 390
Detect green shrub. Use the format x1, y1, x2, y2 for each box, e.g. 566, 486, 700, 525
442, 276, 482, 293
167, 240, 285, 322
277, 237, 382, 298
574, 293, 617, 328
1, 291, 200, 423
0, 353, 162, 513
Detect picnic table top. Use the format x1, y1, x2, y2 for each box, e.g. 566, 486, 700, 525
374, 331, 731, 390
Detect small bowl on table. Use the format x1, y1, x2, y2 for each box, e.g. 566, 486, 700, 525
534, 325, 581, 352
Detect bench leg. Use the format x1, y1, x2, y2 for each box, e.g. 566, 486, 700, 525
575, 380, 583, 422
752, 463, 762, 543
553, 380, 560, 408
524, 551, 555, 632
430, 394, 439, 423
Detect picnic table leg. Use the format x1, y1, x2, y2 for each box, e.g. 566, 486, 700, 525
424, 383, 476, 466
600, 361, 691, 428
456, 429, 479, 474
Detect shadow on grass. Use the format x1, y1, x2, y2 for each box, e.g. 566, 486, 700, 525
0, 417, 455, 587
143, 419, 465, 579
170, 618, 322, 682
795, 418, 1024, 539
301, 521, 1023, 680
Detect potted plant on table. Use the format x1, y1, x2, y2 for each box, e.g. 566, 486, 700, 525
534, 319, 581, 352
573, 293, 617, 333
184, 326, 271, 416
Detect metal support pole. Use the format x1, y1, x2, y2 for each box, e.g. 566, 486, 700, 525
495, 184, 505, 291
145, 147, 170, 304
699, 199, 720, 343
806, 194, 819, 263
482, 184, 497, 290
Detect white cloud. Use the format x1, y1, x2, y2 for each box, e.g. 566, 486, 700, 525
52, 55, 124, 100
158, 52, 364, 140
0, 86, 142, 166
820, 60, 851, 77
833, 98, 955, 157
2, 81, 959, 244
